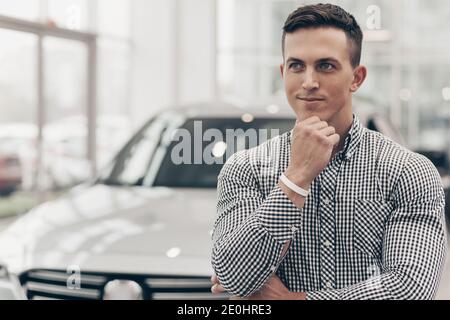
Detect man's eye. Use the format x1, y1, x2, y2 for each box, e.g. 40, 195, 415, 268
289, 63, 303, 71
319, 63, 334, 71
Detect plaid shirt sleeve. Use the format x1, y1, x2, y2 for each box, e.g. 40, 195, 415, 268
307, 153, 447, 300
211, 149, 302, 297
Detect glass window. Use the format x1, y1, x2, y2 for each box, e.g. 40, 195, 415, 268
0, 0, 134, 188
97, 38, 132, 168
97, 0, 130, 38
217, 0, 396, 99
47, 0, 89, 31
42, 37, 90, 188
217, 0, 450, 157
403, 0, 450, 49
0, 29, 38, 191
0, 0, 40, 21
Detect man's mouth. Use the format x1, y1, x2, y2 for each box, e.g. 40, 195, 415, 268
298, 97, 325, 102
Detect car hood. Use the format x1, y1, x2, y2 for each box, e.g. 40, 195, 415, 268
0, 184, 218, 276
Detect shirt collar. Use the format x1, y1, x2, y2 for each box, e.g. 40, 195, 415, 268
338, 113, 364, 160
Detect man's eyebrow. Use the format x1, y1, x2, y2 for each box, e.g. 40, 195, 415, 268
285, 57, 342, 64
317, 57, 341, 64
286, 57, 303, 64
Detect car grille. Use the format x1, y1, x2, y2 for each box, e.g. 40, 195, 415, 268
19, 269, 230, 300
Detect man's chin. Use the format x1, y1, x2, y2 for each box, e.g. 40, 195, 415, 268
290, 102, 330, 120
295, 110, 332, 122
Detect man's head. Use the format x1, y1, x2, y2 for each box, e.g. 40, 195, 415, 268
280, 3, 367, 124
282, 4, 363, 68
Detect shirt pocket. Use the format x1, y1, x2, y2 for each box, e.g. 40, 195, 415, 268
353, 199, 395, 258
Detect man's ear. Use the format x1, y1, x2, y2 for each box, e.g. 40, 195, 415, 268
280, 63, 285, 78
350, 65, 367, 92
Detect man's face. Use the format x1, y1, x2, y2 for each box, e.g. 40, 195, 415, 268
281, 27, 360, 123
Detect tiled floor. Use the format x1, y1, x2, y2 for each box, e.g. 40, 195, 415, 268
0, 216, 449, 299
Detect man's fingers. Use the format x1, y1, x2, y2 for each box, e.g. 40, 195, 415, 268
319, 126, 336, 136
211, 274, 228, 295
327, 133, 340, 146
211, 283, 227, 294
309, 121, 329, 130
300, 116, 321, 125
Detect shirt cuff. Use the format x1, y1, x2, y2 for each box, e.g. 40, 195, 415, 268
255, 185, 303, 243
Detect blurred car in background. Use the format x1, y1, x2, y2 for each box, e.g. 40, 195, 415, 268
0, 103, 294, 300
0, 123, 37, 191
0, 152, 22, 197
0, 102, 447, 300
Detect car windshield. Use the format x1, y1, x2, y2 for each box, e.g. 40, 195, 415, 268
99, 114, 295, 188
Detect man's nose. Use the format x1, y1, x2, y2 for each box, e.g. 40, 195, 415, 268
302, 71, 319, 91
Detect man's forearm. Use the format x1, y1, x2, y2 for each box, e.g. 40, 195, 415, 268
212, 216, 288, 297
278, 181, 307, 209
306, 268, 435, 300
212, 182, 303, 297
279, 166, 313, 209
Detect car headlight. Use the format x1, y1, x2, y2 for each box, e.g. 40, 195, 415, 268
0, 265, 26, 300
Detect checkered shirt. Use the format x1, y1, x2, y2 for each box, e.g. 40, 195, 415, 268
211, 114, 447, 300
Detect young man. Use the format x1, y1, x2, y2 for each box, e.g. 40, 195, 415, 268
211, 4, 447, 300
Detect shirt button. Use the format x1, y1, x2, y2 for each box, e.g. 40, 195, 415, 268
325, 282, 333, 289
324, 240, 332, 247
323, 198, 331, 205
290, 225, 298, 233
270, 266, 277, 272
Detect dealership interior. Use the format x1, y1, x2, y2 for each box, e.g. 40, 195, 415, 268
0, 0, 449, 300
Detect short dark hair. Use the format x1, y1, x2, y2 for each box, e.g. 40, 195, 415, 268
282, 3, 363, 68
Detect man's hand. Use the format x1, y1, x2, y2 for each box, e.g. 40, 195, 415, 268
211, 274, 227, 295
285, 116, 340, 189
211, 274, 306, 300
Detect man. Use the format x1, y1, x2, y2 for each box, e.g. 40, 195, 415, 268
210, 4, 447, 300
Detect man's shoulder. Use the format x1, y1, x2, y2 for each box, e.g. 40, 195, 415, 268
362, 128, 412, 163
363, 129, 441, 186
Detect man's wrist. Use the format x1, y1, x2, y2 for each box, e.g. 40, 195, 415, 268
280, 174, 310, 197
283, 167, 313, 190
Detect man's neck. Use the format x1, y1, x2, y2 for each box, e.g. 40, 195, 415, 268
329, 111, 354, 159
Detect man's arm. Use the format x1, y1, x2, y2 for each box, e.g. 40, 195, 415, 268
211, 150, 303, 297
306, 153, 447, 300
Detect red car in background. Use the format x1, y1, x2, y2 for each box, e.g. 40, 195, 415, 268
0, 152, 22, 196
